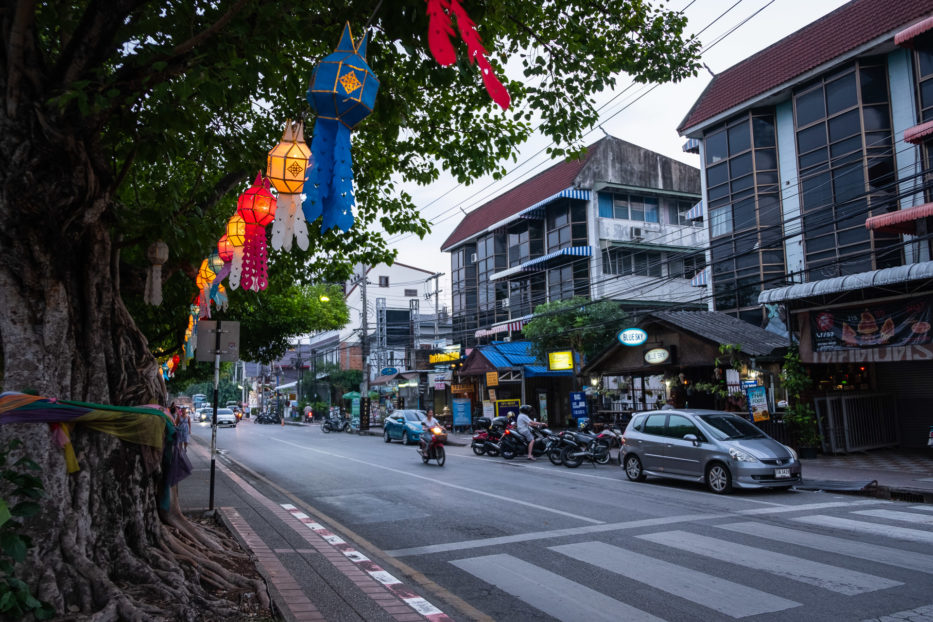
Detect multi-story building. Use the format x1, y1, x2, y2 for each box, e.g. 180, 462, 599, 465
678, 0, 933, 448
442, 135, 705, 347
306, 262, 451, 382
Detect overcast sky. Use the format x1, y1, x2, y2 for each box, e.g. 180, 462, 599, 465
382, 0, 850, 306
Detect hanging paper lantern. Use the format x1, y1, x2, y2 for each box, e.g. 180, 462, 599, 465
226, 214, 247, 290
425, 0, 510, 109
196, 257, 217, 318
217, 234, 234, 263
144, 240, 169, 306
268, 119, 312, 251
236, 173, 277, 291
304, 23, 379, 232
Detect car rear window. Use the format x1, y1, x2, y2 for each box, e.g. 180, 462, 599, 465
698, 413, 766, 440
217, 408, 234, 415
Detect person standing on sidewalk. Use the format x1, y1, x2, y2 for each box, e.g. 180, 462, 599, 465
176, 407, 190, 451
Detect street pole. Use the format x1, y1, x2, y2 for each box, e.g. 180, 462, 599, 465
208, 320, 222, 512
359, 266, 369, 396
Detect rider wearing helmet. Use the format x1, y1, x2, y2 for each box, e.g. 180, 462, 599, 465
516, 404, 545, 460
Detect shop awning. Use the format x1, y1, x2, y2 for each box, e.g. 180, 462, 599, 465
489, 246, 592, 281
682, 138, 700, 154
758, 261, 933, 304
903, 120, 933, 144
691, 266, 710, 287
865, 202, 933, 234
475, 315, 532, 339
513, 188, 591, 221
895, 15, 933, 47
685, 199, 704, 220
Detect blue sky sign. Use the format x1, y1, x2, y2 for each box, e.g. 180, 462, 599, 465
617, 328, 648, 347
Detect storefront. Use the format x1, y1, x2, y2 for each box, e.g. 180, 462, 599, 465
760, 263, 933, 450
583, 311, 787, 429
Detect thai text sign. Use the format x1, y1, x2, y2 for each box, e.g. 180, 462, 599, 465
486, 371, 499, 387
570, 391, 588, 419
547, 350, 574, 371
812, 298, 932, 351
452, 398, 471, 427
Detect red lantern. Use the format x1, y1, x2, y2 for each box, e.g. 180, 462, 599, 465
235, 173, 277, 291
217, 234, 234, 262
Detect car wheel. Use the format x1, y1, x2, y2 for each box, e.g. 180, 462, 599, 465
384, 429, 391, 443
706, 462, 733, 494
561, 445, 583, 468
624, 454, 646, 482
547, 448, 564, 465
435, 445, 446, 466
472, 443, 485, 455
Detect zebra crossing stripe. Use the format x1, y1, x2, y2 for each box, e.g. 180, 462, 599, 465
280, 504, 449, 621
450, 553, 665, 622
637, 530, 900, 595
551, 541, 799, 618
717, 522, 933, 575
794, 515, 933, 545
853, 509, 933, 526
911, 506, 933, 513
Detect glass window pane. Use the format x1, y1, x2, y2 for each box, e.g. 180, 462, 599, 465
571, 223, 587, 241
706, 130, 728, 164
644, 197, 659, 223
755, 148, 777, 170
707, 183, 729, 202
730, 152, 753, 178
921, 80, 933, 117
598, 193, 613, 218
830, 135, 862, 159
731, 174, 754, 194
828, 109, 860, 142
797, 123, 827, 153
796, 86, 825, 126
710, 206, 733, 237
799, 148, 829, 171
833, 163, 864, 203
801, 171, 833, 210
860, 65, 888, 104
758, 194, 781, 226
862, 105, 891, 131
825, 72, 857, 115
707, 162, 728, 188
571, 203, 586, 223
753, 116, 776, 148
867, 157, 895, 191
728, 122, 751, 155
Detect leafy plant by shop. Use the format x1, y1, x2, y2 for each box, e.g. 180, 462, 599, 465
780, 346, 820, 451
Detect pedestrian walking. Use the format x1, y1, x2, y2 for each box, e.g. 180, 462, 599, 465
176, 407, 190, 450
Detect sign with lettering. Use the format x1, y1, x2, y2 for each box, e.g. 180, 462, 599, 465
745, 386, 769, 423
452, 398, 471, 427
486, 371, 499, 387
451, 384, 472, 393
812, 298, 932, 351
644, 347, 670, 365
380, 367, 398, 376
617, 327, 648, 346
429, 351, 460, 364
547, 350, 574, 371
570, 391, 588, 419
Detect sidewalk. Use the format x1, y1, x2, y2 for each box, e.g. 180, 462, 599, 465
178, 438, 463, 622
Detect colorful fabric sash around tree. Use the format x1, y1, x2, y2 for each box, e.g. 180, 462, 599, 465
304, 23, 379, 233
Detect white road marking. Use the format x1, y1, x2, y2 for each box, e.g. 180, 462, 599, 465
718, 522, 933, 574
853, 509, 933, 526
794, 515, 933, 545
638, 530, 900, 595
552, 541, 800, 618
451, 553, 666, 622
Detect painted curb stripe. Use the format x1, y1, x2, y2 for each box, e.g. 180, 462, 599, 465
282, 504, 449, 620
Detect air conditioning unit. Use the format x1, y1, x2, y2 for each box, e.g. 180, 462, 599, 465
470, 253, 478, 263
630, 226, 644, 241
501, 336, 511, 342
501, 298, 510, 308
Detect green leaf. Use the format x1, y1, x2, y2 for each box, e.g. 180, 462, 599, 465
11, 502, 40, 518
0, 500, 10, 528
0, 532, 27, 563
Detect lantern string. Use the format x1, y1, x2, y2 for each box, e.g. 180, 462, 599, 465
364, 0, 384, 34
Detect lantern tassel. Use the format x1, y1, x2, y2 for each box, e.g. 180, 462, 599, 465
303, 119, 337, 226
322, 122, 355, 232
209, 262, 231, 299
229, 246, 244, 290
426, 0, 457, 66
241, 224, 269, 292
293, 204, 309, 250
271, 193, 301, 252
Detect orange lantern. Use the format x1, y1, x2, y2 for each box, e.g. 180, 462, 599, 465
235, 173, 277, 292
268, 120, 312, 252
226, 214, 247, 290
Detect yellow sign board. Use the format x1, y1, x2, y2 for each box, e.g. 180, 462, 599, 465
429, 351, 460, 364
486, 371, 499, 387
451, 384, 472, 393
548, 350, 574, 371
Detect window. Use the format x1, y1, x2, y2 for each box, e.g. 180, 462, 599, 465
644, 414, 667, 436
668, 199, 701, 227
602, 249, 663, 277
666, 415, 699, 439
668, 253, 706, 279
404, 289, 417, 297
378, 276, 389, 287
545, 200, 587, 252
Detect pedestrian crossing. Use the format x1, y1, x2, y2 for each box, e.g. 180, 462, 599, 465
448, 504, 933, 621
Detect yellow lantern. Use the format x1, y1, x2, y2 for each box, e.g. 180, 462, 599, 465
267, 120, 312, 252
226, 214, 246, 247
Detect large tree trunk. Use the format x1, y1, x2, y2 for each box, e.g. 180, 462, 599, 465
0, 78, 267, 621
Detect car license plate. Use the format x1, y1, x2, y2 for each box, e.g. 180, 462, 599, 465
775, 468, 791, 478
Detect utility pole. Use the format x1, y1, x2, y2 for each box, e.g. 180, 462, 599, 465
425, 272, 444, 345
359, 266, 369, 396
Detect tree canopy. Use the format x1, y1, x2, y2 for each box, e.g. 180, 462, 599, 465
522, 296, 630, 362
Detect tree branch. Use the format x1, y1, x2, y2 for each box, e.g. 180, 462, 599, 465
5, 0, 37, 118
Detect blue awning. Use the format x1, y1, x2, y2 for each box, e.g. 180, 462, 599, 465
691, 266, 710, 287
524, 365, 573, 377
515, 188, 591, 220
489, 246, 592, 281
682, 138, 700, 154
685, 200, 704, 220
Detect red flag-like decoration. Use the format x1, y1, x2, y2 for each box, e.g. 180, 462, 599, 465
425, 0, 511, 110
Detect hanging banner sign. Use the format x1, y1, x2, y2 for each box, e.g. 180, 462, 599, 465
380, 367, 398, 376
547, 351, 574, 371
617, 328, 648, 346
812, 298, 932, 351
745, 386, 770, 423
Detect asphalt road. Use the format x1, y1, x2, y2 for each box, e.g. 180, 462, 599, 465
193, 420, 933, 622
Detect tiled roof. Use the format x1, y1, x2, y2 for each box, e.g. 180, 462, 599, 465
648, 311, 788, 357
678, 0, 933, 134
440, 141, 603, 251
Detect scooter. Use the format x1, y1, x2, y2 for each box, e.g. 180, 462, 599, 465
560, 427, 618, 468
471, 417, 505, 456
419, 423, 447, 466
322, 414, 349, 433
497, 425, 559, 460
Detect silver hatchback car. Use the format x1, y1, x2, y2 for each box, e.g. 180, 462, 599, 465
620, 409, 801, 494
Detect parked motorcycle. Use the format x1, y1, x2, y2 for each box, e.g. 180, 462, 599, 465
560, 427, 618, 468
419, 423, 447, 466
254, 411, 278, 425
497, 425, 560, 460
322, 414, 349, 433
471, 417, 505, 456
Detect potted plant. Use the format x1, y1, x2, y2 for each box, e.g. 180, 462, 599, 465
780, 346, 820, 457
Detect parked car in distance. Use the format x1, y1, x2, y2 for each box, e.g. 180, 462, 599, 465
620, 409, 801, 494
383, 410, 427, 445
215, 408, 237, 427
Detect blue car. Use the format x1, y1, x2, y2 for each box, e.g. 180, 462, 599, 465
383, 410, 427, 445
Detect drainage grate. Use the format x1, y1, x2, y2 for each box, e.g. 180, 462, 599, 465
890, 490, 926, 503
